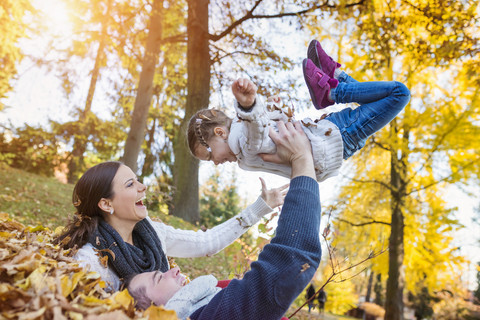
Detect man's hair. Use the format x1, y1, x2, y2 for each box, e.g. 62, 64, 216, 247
125, 273, 153, 310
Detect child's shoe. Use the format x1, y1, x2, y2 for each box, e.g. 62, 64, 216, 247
303, 58, 337, 109
307, 40, 341, 79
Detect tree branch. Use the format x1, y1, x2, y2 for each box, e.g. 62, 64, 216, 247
210, 43, 260, 63
405, 94, 474, 187
407, 158, 479, 195
210, 0, 366, 42
347, 177, 393, 192
160, 34, 187, 44
370, 136, 391, 152
288, 216, 387, 318
337, 217, 391, 227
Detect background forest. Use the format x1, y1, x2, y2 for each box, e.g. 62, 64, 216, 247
1, 0, 480, 319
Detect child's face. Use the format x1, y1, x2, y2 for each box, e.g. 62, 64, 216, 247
130, 266, 187, 306
195, 128, 237, 165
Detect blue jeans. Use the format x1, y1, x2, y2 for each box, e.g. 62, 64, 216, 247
326, 72, 410, 159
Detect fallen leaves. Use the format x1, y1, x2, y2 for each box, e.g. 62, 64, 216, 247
0, 213, 179, 319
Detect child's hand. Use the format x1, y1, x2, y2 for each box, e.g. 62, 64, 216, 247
232, 78, 258, 108
259, 177, 289, 209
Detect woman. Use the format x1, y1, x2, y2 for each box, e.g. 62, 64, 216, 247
55, 161, 287, 291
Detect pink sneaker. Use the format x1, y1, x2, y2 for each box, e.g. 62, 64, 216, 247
303, 59, 337, 110
307, 40, 341, 79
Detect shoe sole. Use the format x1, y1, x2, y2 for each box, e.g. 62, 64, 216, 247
302, 59, 320, 109
307, 40, 321, 70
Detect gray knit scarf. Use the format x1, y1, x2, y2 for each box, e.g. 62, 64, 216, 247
89, 218, 169, 280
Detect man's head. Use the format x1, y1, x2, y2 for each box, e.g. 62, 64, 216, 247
126, 266, 187, 309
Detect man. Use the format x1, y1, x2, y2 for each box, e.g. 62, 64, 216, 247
127, 121, 322, 319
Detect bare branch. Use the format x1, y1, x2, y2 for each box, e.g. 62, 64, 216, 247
288, 231, 387, 318
370, 136, 391, 152
407, 158, 479, 195
337, 217, 391, 227
333, 267, 367, 283
348, 177, 393, 192
405, 96, 475, 187
210, 43, 259, 63
160, 34, 187, 44
210, 0, 366, 42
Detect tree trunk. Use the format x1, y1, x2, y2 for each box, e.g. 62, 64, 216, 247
141, 117, 156, 178
122, 0, 163, 172
67, 0, 111, 183
171, 0, 210, 223
385, 117, 407, 320
363, 270, 374, 320
374, 273, 383, 306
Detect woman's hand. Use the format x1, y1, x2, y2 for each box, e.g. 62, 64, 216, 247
232, 78, 258, 108
259, 177, 289, 209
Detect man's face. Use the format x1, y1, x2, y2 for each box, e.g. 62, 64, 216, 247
130, 266, 187, 306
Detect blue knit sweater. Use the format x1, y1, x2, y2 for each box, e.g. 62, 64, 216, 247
190, 176, 322, 320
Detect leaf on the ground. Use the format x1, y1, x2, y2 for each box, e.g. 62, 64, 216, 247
0, 213, 179, 319
144, 305, 179, 319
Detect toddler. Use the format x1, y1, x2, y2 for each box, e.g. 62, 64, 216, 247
187, 39, 411, 182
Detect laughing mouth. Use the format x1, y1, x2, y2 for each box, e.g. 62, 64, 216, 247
135, 196, 146, 206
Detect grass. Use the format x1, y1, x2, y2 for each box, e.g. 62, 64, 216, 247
0, 164, 74, 228
0, 164, 191, 229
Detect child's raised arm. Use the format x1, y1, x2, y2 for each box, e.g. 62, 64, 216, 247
231, 78, 257, 108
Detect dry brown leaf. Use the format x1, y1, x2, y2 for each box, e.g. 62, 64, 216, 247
300, 263, 310, 273
144, 305, 179, 319
0, 212, 10, 220
86, 310, 130, 320
0, 216, 180, 319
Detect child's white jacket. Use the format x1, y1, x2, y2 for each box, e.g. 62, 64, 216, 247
228, 96, 344, 182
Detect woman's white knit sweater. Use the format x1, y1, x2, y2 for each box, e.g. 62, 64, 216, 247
74, 196, 272, 291
228, 96, 344, 182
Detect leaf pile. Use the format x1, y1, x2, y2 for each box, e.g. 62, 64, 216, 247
0, 213, 179, 319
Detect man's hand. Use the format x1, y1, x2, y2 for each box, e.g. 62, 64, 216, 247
232, 78, 257, 108
259, 177, 289, 209
260, 121, 315, 180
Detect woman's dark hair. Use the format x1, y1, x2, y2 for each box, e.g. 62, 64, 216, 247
54, 161, 123, 250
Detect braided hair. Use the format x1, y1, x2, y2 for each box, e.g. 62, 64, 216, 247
187, 109, 232, 158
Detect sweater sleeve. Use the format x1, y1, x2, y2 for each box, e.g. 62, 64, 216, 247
190, 176, 322, 320
74, 243, 121, 291
233, 96, 278, 154
153, 196, 273, 258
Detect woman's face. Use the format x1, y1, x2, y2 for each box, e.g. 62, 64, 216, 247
107, 164, 147, 222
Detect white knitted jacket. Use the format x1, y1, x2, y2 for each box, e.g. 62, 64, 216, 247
228, 96, 344, 182
74, 196, 272, 291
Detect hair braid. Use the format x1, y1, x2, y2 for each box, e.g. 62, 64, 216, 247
187, 109, 233, 158
195, 116, 211, 151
